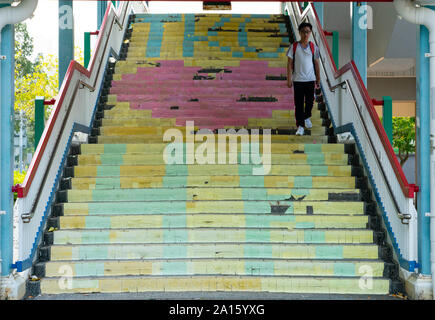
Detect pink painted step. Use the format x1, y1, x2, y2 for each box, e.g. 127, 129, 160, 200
133, 66, 287, 74
111, 94, 292, 103
125, 102, 293, 109
135, 60, 273, 68
113, 80, 289, 88
110, 86, 292, 96
132, 66, 287, 75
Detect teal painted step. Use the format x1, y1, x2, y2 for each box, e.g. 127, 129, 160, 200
77, 153, 349, 166
59, 214, 369, 230
48, 243, 381, 261
74, 164, 351, 177
66, 187, 360, 202
79, 144, 347, 155
38, 275, 390, 295
52, 228, 374, 245
62, 200, 364, 215
41, 258, 386, 277
68, 176, 357, 190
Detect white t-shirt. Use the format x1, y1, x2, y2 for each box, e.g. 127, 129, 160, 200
287, 42, 320, 82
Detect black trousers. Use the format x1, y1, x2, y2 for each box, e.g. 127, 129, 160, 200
293, 81, 315, 128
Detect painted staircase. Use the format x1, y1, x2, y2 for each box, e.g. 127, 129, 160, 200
31, 13, 400, 297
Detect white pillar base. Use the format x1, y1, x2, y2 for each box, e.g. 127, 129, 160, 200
0, 269, 30, 300
402, 269, 433, 300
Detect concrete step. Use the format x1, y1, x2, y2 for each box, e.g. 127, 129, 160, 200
111, 65, 288, 75
65, 187, 360, 202
61, 199, 364, 215
76, 153, 349, 166
110, 85, 293, 94
98, 126, 326, 136
58, 213, 369, 230
51, 228, 374, 245
38, 274, 390, 295
47, 243, 381, 261
79, 143, 345, 155
68, 175, 357, 190
40, 258, 385, 278
95, 135, 330, 144
128, 45, 288, 54
113, 60, 287, 73
72, 164, 353, 178
100, 118, 324, 128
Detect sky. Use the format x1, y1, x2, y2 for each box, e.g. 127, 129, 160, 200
23, 1, 281, 61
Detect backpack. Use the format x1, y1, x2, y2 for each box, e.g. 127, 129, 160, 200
289, 41, 316, 74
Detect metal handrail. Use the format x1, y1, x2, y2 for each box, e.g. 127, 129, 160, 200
342, 79, 410, 224
16, 2, 129, 222
288, 2, 414, 224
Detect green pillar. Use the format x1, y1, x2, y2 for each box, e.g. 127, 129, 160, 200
382, 96, 393, 146
84, 32, 90, 68
34, 97, 45, 150
332, 31, 339, 68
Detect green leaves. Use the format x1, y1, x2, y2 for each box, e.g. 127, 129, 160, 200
392, 117, 415, 166
14, 22, 84, 169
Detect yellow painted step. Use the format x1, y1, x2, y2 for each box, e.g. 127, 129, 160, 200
39, 275, 390, 295
66, 187, 359, 202
98, 126, 325, 136
59, 213, 368, 230
69, 175, 356, 190
43, 259, 384, 277
62, 200, 363, 215
76, 153, 350, 166
95, 135, 329, 144
100, 118, 323, 128
80, 143, 345, 155
48, 243, 380, 261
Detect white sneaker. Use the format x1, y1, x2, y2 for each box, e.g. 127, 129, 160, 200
305, 118, 312, 129
295, 126, 305, 136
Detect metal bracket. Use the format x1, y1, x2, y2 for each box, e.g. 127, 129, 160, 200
21, 213, 32, 223
398, 212, 412, 224
0, 55, 6, 60
79, 81, 95, 92
425, 52, 435, 58
425, 212, 435, 218
0, 210, 6, 215
114, 17, 123, 30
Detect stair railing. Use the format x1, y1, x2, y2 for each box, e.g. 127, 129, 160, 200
285, 2, 418, 272
11, 1, 148, 272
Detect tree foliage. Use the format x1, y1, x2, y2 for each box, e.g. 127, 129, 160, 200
14, 23, 41, 78
392, 117, 415, 166
14, 21, 84, 185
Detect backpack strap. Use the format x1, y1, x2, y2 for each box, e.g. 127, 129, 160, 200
291, 42, 298, 73
309, 41, 315, 55
309, 41, 317, 76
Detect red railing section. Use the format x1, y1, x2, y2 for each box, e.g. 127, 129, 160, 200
13, 3, 113, 198
299, 3, 417, 198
